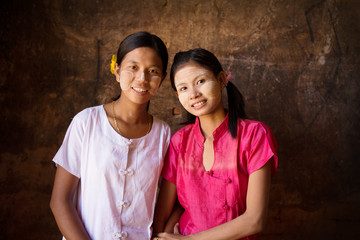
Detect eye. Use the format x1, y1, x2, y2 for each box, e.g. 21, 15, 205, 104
177, 86, 187, 92
129, 65, 137, 70
196, 79, 205, 85
149, 68, 160, 75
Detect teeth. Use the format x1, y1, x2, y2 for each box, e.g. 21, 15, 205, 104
133, 87, 147, 92
193, 101, 205, 107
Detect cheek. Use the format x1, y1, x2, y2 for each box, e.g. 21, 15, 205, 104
178, 92, 189, 109
148, 76, 162, 96
119, 71, 134, 90
200, 81, 221, 99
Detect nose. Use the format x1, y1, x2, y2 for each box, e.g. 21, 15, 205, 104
135, 71, 147, 82
189, 86, 201, 100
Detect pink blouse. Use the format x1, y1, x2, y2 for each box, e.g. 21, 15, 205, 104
161, 115, 278, 239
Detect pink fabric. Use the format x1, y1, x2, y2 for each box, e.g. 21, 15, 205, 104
161, 115, 278, 239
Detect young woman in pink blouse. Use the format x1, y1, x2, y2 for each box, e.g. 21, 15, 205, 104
153, 48, 278, 240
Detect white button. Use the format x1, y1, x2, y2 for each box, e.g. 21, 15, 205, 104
112, 231, 128, 239
119, 169, 135, 176
120, 231, 128, 239
117, 200, 130, 208
112, 232, 121, 240
126, 169, 134, 176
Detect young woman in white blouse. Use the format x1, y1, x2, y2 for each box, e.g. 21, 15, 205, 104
50, 31, 171, 240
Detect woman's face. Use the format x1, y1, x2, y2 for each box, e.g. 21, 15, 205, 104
174, 62, 224, 118
115, 47, 164, 105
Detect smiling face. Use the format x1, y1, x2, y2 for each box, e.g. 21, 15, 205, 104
174, 62, 225, 118
115, 47, 164, 105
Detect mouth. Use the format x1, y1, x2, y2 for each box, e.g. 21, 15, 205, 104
132, 87, 148, 94
191, 100, 206, 108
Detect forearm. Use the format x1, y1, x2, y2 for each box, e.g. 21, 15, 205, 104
163, 200, 184, 233
50, 198, 91, 240
189, 212, 265, 240
153, 179, 177, 235
153, 200, 175, 235
153, 209, 168, 235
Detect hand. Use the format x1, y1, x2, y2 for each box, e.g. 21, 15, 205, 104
173, 223, 180, 234
152, 223, 181, 240
154, 223, 193, 240
156, 232, 186, 240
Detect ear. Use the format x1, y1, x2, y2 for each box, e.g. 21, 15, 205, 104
218, 71, 227, 89
114, 63, 121, 83
175, 91, 179, 98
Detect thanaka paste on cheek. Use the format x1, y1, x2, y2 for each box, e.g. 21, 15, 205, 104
175, 68, 208, 112
178, 91, 189, 110
199, 80, 221, 100
175, 67, 222, 116
119, 70, 134, 90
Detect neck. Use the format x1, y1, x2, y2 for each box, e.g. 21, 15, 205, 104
115, 95, 149, 124
198, 107, 226, 139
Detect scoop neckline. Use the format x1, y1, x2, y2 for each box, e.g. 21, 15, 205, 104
101, 104, 154, 141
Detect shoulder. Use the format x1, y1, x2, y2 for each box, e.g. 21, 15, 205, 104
153, 116, 171, 131
73, 105, 104, 122
171, 123, 196, 142
152, 116, 171, 137
238, 119, 277, 149
238, 118, 272, 135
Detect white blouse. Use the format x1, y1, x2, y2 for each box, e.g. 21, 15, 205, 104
53, 105, 171, 240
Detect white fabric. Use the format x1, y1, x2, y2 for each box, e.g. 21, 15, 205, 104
53, 105, 171, 240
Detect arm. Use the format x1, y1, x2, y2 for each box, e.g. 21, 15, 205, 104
153, 179, 178, 236
50, 166, 91, 240
163, 200, 184, 233
158, 161, 272, 240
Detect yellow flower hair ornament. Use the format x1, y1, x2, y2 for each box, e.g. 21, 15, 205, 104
110, 54, 117, 75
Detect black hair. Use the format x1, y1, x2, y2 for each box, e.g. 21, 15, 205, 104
116, 31, 168, 76
170, 48, 247, 138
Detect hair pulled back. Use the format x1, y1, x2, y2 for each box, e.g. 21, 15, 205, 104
170, 48, 247, 138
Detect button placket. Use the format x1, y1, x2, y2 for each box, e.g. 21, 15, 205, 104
115, 145, 130, 221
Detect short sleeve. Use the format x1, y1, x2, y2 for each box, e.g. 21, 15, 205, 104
161, 139, 179, 184
247, 123, 278, 177
163, 124, 172, 159
52, 115, 85, 178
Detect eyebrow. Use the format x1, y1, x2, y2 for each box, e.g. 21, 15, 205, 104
126, 60, 162, 69
175, 72, 209, 88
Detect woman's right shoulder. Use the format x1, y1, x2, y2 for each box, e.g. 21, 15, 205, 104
73, 105, 104, 122
171, 123, 196, 141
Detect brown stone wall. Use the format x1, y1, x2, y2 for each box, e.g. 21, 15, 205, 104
1, 0, 359, 239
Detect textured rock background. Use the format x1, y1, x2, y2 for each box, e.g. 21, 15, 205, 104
1, 0, 359, 239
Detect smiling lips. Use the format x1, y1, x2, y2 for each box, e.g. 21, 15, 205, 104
132, 87, 148, 94
191, 100, 207, 109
